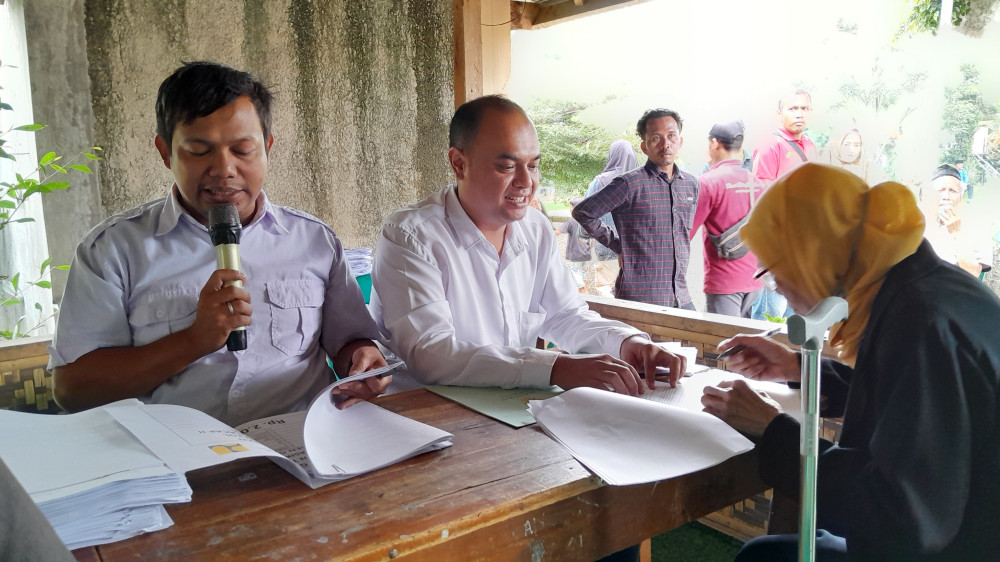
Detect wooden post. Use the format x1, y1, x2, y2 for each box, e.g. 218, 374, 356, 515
452, 0, 482, 107
480, 0, 510, 95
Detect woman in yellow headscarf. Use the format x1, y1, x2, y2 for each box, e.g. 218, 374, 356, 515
702, 163, 1000, 561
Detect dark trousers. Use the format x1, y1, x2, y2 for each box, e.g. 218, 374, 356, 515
735, 530, 848, 561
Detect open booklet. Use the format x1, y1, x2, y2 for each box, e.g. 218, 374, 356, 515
110, 375, 453, 489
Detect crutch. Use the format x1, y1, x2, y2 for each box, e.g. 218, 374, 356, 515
786, 297, 848, 562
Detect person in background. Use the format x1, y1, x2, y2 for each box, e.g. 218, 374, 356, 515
584, 140, 638, 297
371, 95, 687, 395
823, 128, 883, 184
703, 163, 1000, 561
955, 159, 972, 200
557, 197, 592, 293
922, 164, 992, 278
573, 109, 699, 309
691, 120, 764, 318
50, 62, 389, 425
751, 88, 817, 185
749, 88, 817, 320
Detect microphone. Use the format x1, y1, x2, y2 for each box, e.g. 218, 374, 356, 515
208, 204, 247, 351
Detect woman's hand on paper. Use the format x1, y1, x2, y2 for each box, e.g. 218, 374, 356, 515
701, 380, 781, 437
619, 336, 685, 389
331, 343, 390, 409
717, 335, 799, 383
550, 354, 644, 396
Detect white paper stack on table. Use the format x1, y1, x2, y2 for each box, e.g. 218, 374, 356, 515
527, 369, 802, 486
0, 401, 189, 550
0, 364, 452, 549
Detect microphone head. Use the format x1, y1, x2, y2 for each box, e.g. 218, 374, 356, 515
208, 204, 241, 228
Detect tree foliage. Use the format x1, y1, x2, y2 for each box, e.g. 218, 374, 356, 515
940, 64, 996, 167
529, 99, 639, 200
902, 0, 999, 37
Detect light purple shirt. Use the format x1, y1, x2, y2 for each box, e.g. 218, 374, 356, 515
49, 189, 380, 426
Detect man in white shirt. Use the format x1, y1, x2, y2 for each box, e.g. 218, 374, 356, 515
371, 95, 686, 394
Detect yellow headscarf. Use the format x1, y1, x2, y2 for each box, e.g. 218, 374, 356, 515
741, 164, 925, 364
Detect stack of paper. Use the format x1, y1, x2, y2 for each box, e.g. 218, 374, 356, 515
0, 373, 453, 549
108, 378, 453, 489
528, 387, 755, 486
0, 401, 190, 550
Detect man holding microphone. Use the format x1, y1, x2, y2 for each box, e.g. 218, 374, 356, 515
50, 62, 387, 425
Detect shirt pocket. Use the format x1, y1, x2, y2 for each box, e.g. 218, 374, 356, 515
518, 310, 547, 347
266, 279, 326, 356
129, 288, 199, 347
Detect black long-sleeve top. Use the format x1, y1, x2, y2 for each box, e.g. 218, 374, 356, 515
757, 241, 1000, 561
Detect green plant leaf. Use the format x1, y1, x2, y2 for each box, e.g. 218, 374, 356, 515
0, 331, 13, 340
0, 148, 14, 161
0, 102, 13, 111
0, 200, 14, 209
54, 265, 70, 271
92, 146, 103, 151
13, 123, 45, 132
38, 181, 70, 192
49, 163, 67, 174
10, 273, 18, 290
36, 281, 52, 289
40, 257, 52, 274
69, 164, 92, 173
1, 299, 21, 307
84, 153, 100, 160
39, 151, 57, 166
13, 217, 35, 223
34, 302, 42, 310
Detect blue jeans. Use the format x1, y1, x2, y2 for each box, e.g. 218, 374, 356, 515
751, 287, 788, 320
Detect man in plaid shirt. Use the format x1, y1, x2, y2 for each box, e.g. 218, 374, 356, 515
573, 109, 699, 308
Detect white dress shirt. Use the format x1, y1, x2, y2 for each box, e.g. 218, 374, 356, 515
49, 189, 380, 426
371, 186, 644, 388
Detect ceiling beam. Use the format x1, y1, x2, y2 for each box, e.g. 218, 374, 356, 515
513, 0, 650, 30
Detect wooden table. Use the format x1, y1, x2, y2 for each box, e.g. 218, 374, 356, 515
74, 389, 765, 561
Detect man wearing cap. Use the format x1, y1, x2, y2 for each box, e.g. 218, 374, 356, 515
752, 88, 817, 185
691, 121, 765, 318
573, 108, 700, 309
923, 164, 992, 277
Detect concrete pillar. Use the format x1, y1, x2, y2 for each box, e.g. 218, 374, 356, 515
22, 0, 104, 303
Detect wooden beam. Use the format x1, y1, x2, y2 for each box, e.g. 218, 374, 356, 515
453, 0, 483, 107
510, 1, 540, 30
481, 0, 511, 95
528, 0, 650, 30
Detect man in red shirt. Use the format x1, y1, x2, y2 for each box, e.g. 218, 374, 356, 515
752, 88, 817, 184
692, 120, 765, 318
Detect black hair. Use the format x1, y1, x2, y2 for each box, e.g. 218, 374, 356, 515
714, 135, 744, 152
449, 95, 526, 150
636, 109, 683, 139
155, 61, 274, 150
777, 88, 812, 111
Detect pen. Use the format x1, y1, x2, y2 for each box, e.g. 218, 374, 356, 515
717, 327, 783, 360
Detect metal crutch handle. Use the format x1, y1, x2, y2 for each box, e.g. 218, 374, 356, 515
786, 297, 848, 562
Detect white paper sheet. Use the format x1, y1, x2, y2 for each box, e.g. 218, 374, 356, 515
639, 368, 802, 421
529, 387, 755, 486
303, 389, 453, 477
